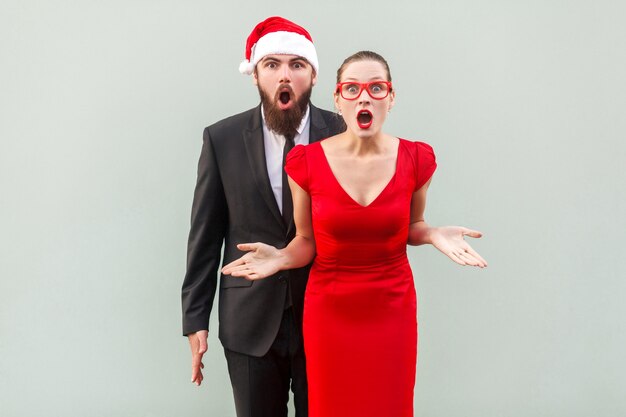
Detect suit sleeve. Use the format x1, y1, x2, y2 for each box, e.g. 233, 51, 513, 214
181, 127, 227, 336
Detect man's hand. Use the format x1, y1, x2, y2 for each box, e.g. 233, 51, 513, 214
187, 330, 209, 386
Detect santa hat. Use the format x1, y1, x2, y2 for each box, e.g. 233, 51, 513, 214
239, 16, 319, 75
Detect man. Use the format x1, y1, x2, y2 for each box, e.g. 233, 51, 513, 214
181, 16, 345, 417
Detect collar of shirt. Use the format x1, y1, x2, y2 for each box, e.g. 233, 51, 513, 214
260, 104, 311, 146
260, 104, 311, 212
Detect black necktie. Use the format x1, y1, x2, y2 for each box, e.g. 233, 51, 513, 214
282, 133, 295, 227
282, 133, 295, 310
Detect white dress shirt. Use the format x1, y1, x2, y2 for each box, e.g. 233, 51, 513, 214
261, 105, 311, 214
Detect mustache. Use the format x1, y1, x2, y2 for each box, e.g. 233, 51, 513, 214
258, 84, 312, 137
274, 84, 294, 99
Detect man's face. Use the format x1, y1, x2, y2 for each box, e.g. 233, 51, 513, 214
254, 54, 317, 136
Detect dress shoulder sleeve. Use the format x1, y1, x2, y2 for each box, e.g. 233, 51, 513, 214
413, 141, 437, 191
285, 144, 309, 192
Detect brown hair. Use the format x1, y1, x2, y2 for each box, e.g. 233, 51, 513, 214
336, 51, 392, 84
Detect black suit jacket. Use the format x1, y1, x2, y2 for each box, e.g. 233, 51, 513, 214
182, 104, 345, 356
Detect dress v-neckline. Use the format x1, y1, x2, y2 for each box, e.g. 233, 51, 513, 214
318, 139, 401, 208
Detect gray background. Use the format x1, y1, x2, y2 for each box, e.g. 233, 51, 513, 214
1, 1, 624, 416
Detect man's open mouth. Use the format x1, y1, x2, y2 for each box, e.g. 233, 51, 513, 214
276, 87, 294, 110
279, 91, 291, 104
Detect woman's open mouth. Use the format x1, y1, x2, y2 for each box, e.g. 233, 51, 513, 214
357, 110, 373, 129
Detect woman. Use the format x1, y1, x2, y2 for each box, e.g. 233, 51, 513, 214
222, 51, 487, 417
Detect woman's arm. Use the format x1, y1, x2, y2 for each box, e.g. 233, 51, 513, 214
407, 178, 433, 246
408, 179, 488, 268
221, 176, 316, 280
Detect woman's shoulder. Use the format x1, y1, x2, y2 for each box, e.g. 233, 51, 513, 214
287, 138, 328, 164
287, 143, 307, 161
397, 137, 435, 154
398, 137, 437, 176
397, 138, 437, 190
286, 141, 328, 192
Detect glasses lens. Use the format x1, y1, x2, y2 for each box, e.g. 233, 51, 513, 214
341, 83, 362, 99
367, 82, 389, 99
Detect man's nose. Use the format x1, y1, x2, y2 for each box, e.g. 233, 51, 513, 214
279, 64, 292, 83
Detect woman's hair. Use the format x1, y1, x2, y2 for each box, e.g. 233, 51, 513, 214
336, 51, 392, 84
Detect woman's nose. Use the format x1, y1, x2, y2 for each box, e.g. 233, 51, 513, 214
358, 89, 371, 104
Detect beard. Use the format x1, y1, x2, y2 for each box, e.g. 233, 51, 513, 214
258, 83, 312, 137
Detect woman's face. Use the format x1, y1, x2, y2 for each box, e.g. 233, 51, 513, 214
334, 59, 395, 139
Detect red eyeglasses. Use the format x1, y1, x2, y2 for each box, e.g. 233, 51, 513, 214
335, 81, 393, 100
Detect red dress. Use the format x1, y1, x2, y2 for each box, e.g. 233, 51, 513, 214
285, 138, 436, 417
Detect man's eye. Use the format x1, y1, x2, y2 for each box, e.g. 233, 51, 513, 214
293, 62, 303, 69
266, 62, 277, 69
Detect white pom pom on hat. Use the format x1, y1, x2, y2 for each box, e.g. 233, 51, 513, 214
239, 60, 255, 75
238, 16, 319, 75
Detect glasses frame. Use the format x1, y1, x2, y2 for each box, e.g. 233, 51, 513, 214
335, 81, 393, 100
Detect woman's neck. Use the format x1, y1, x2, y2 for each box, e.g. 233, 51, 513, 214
340, 131, 394, 157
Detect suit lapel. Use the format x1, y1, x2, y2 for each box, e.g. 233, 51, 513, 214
309, 104, 331, 144
243, 106, 285, 228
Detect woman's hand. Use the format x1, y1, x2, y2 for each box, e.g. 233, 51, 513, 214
221, 243, 285, 280
430, 226, 488, 268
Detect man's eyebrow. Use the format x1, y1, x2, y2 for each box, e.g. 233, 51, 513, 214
259, 56, 308, 65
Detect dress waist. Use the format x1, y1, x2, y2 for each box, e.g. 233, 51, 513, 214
313, 251, 408, 273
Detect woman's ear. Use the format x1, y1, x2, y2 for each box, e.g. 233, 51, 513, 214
334, 92, 341, 115
388, 90, 396, 112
